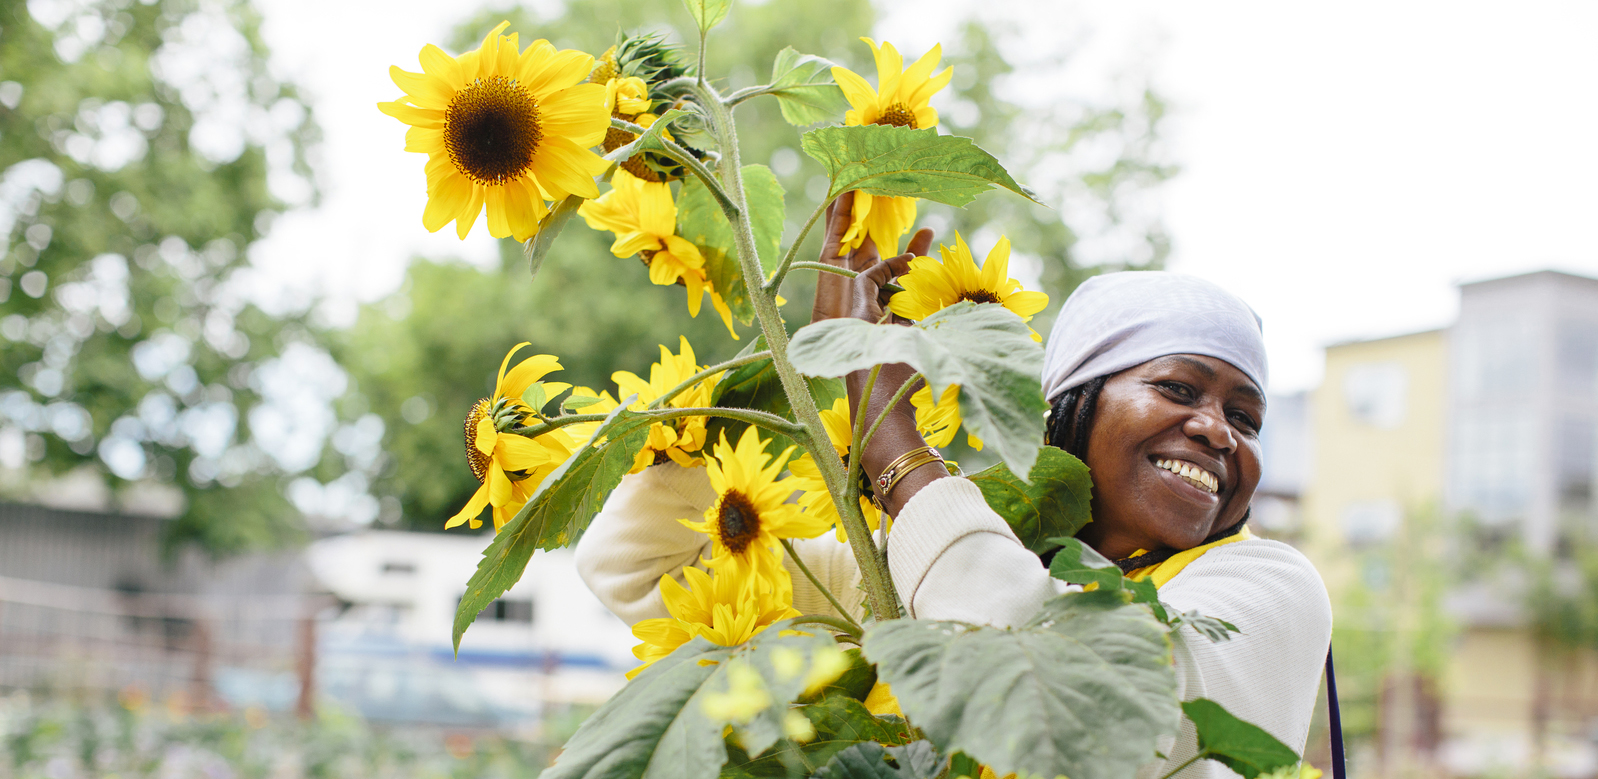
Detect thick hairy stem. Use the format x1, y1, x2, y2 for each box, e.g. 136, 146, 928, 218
1158, 754, 1206, 779
607, 117, 734, 215
697, 82, 900, 621
781, 539, 863, 635
765, 198, 833, 293
512, 405, 800, 440
786, 614, 863, 642
843, 364, 881, 503
647, 350, 772, 410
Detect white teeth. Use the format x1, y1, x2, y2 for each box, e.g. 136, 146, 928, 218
1155, 458, 1219, 494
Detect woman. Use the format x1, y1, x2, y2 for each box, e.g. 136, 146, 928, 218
575, 194, 1332, 776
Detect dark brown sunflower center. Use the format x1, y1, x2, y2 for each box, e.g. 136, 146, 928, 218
874, 103, 917, 128
717, 490, 762, 557
463, 398, 494, 484
958, 289, 1002, 304
445, 76, 542, 185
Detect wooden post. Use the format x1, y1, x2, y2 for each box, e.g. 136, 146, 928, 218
295, 614, 316, 719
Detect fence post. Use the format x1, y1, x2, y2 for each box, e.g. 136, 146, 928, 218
295, 613, 316, 719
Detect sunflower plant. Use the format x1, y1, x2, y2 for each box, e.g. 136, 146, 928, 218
382, 5, 1304, 778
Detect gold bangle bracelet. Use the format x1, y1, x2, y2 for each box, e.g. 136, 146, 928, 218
875, 446, 945, 504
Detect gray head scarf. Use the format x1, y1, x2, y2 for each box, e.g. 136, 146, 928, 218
1040, 272, 1268, 403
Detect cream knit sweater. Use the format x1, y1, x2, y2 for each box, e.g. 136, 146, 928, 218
574, 463, 1333, 779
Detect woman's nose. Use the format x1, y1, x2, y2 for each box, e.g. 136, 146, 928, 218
1185, 405, 1237, 453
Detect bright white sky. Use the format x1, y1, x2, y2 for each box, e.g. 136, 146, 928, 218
251, 0, 1598, 394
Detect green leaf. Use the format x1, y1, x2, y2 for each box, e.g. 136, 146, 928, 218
521, 383, 548, 413
863, 591, 1178, 779
677, 164, 785, 327
816, 741, 942, 779
800, 125, 1038, 207
562, 394, 604, 411
524, 195, 583, 281
721, 696, 912, 778
719, 628, 845, 758
706, 335, 841, 450
765, 47, 848, 126
1181, 698, 1301, 779
624, 107, 695, 157
1170, 610, 1240, 644
682, 0, 732, 34
797, 647, 876, 704
1045, 536, 1122, 592
970, 448, 1092, 556
452, 405, 653, 650
788, 301, 1047, 478
543, 637, 733, 779
742, 164, 786, 276
947, 753, 981, 779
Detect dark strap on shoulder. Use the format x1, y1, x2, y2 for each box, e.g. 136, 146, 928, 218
1114, 513, 1250, 574
1327, 648, 1346, 779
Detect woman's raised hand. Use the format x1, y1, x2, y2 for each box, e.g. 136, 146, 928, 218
810, 191, 935, 324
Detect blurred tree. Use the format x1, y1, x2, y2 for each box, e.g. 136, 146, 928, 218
0, 0, 321, 552
333, 0, 1175, 530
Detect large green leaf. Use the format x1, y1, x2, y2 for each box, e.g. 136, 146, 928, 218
525, 195, 583, 281
682, 0, 731, 34
969, 447, 1092, 556
452, 405, 652, 650
543, 637, 733, 779
800, 125, 1038, 207
677, 164, 785, 327
815, 741, 942, 779
705, 335, 842, 450
1181, 699, 1301, 779
1046, 535, 1123, 592
863, 591, 1178, 779
722, 695, 913, 778
764, 47, 848, 126
788, 301, 1047, 478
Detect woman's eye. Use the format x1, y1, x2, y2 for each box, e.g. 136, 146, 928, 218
1229, 412, 1259, 432
1158, 382, 1194, 400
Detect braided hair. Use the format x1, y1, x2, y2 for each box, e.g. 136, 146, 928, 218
1043, 375, 1248, 572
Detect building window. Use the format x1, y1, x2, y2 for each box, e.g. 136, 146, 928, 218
1343, 362, 1408, 429
1558, 415, 1595, 512
1341, 499, 1401, 545
1453, 410, 1535, 520
1557, 321, 1598, 396
380, 561, 416, 575
461, 597, 533, 624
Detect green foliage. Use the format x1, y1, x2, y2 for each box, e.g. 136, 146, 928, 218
453, 405, 653, 649
1047, 537, 1238, 642
762, 48, 850, 127
545, 623, 841, 779
802, 125, 1035, 207
863, 591, 1178, 779
1181, 699, 1301, 779
969, 447, 1093, 556
0, 0, 322, 552
815, 741, 942, 779
677, 163, 786, 325
526, 195, 584, 281
722, 695, 915, 778
683, 0, 733, 36
788, 302, 1047, 478
705, 335, 843, 450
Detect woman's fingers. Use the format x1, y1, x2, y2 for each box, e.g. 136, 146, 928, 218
906, 227, 935, 259
819, 191, 855, 263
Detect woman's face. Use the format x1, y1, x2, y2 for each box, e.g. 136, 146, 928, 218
1075, 354, 1266, 560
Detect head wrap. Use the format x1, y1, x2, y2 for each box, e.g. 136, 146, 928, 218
1040, 271, 1267, 403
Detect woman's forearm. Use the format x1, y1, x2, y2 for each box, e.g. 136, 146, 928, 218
846, 363, 947, 516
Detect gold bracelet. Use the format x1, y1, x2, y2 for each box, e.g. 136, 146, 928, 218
874, 446, 945, 504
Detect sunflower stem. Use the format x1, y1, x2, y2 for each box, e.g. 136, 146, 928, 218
512, 406, 799, 439
765, 198, 834, 293
647, 350, 772, 410
857, 372, 921, 458
781, 262, 904, 294
843, 364, 881, 504
606, 117, 736, 218
786, 614, 863, 641
697, 79, 901, 622
723, 84, 770, 107
781, 539, 863, 635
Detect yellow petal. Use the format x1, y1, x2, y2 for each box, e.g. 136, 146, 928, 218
404, 125, 443, 153
388, 66, 455, 110
423, 175, 472, 233
502, 353, 562, 400
505, 177, 549, 243
455, 182, 486, 239
378, 100, 444, 130
445, 485, 489, 529
484, 185, 511, 239
417, 44, 465, 90
529, 136, 605, 199
539, 83, 611, 149
520, 44, 595, 99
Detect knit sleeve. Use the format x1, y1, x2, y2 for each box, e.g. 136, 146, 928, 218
886, 476, 1063, 626
573, 463, 716, 625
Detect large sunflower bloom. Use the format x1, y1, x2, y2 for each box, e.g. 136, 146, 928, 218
787, 398, 887, 543
380, 21, 610, 241
609, 336, 723, 471
681, 427, 833, 584
888, 233, 1050, 341
829, 39, 952, 256
628, 565, 799, 679
447, 344, 580, 531
912, 382, 983, 451
577, 171, 738, 336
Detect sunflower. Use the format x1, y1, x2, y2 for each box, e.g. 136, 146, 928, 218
682, 427, 833, 584
447, 344, 580, 531
787, 398, 887, 543
829, 38, 953, 256
577, 171, 738, 336
379, 21, 611, 242
887, 233, 1050, 341
608, 336, 724, 471
912, 383, 983, 451
628, 564, 799, 679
